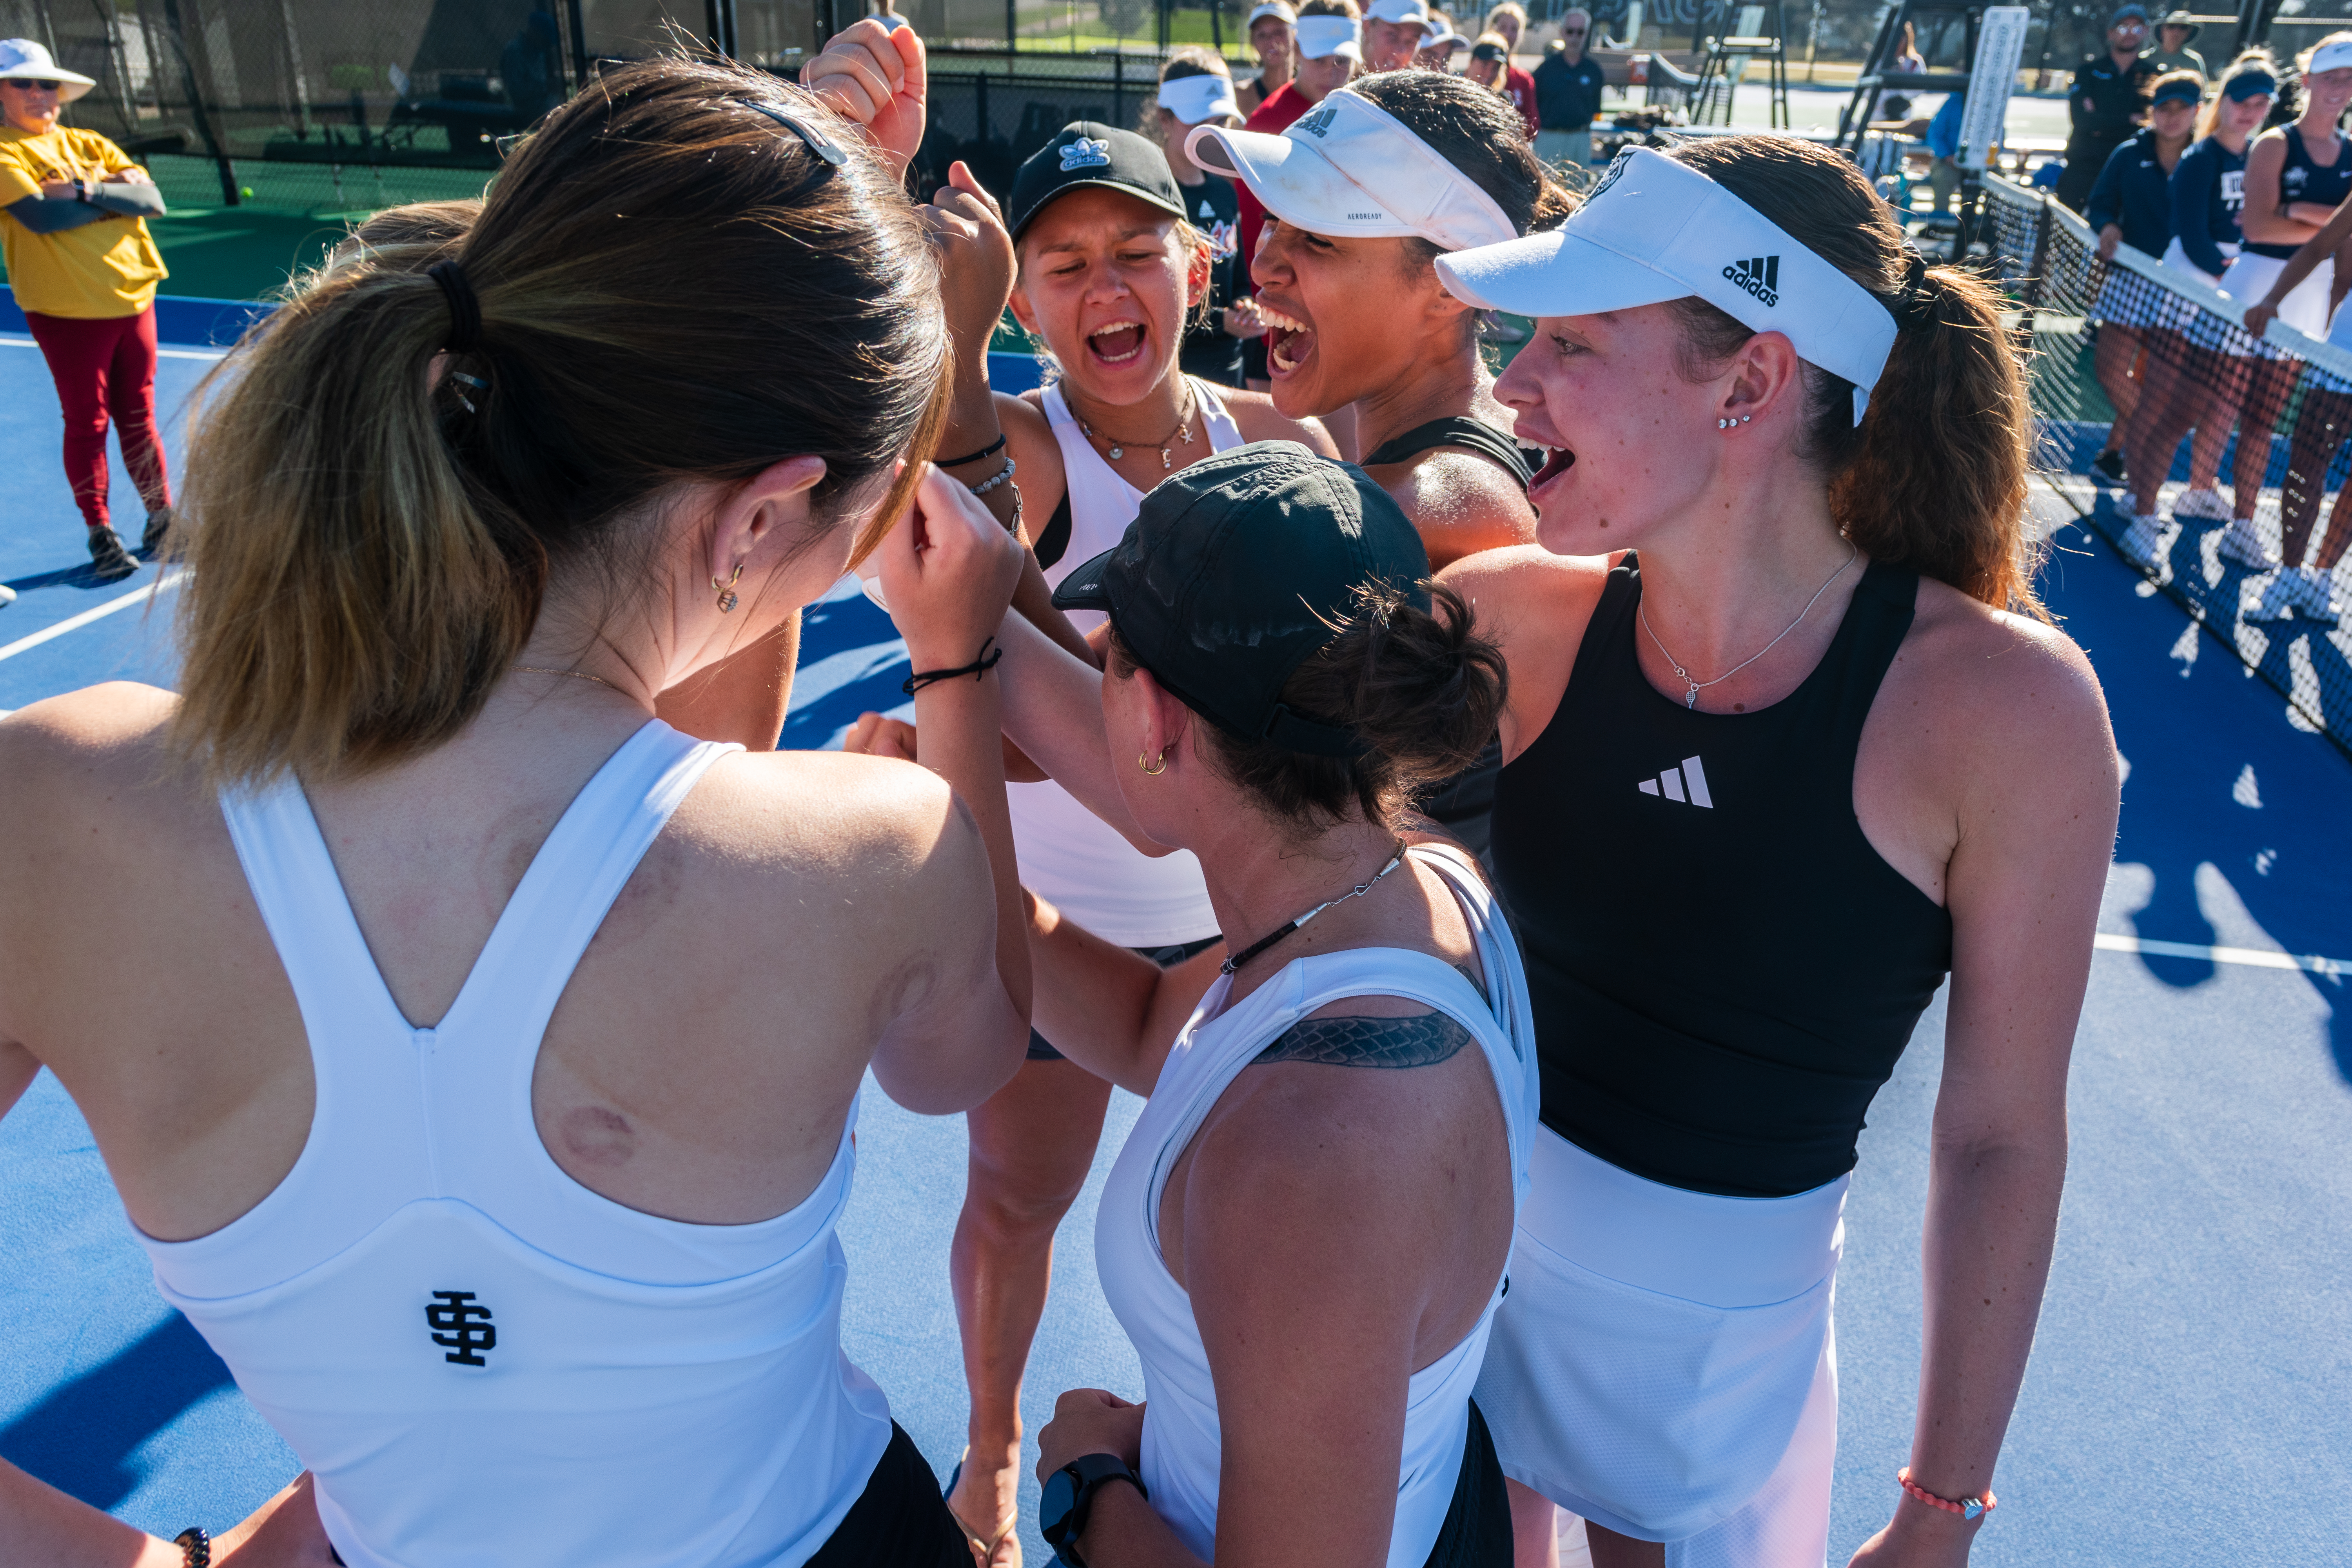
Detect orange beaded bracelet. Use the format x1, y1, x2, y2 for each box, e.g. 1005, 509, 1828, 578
1898, 1467, 1996, 1522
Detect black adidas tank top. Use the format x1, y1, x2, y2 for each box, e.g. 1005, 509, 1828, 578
1488, 552, 1954, 1197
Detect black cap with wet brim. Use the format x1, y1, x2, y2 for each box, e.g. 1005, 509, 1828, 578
1007, 122, 1191, 241
1051, 441, 1432, 759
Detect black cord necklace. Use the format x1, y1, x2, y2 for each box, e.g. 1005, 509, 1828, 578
1220, 841, 1411, 977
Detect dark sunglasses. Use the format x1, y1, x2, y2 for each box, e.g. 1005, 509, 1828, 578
4, 78, 62, 91
1562, 26, 1587, 34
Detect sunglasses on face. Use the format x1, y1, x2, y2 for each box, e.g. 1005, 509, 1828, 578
1563, 27, 1586, 34
4, 80, 62, 92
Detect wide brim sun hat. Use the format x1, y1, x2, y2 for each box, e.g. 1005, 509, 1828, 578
0, 38, 98, 103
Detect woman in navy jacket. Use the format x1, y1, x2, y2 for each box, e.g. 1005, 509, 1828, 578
2085, 70, 2201, 482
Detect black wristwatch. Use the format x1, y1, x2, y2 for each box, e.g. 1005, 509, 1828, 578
1038, 1452, 1147, 1567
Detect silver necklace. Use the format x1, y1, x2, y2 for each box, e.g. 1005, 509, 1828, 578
1076, 377, 1196, 469
1638, 543, 1859, 710
1220, 840, 1410, 976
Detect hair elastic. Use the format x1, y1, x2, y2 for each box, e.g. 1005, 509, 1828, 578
428, 260, 482, 354
1892, 250, 1938, 330
734, 98, 849, 166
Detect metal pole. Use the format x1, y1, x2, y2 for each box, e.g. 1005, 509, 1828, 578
1009, 0, 1019, 51
567, 0, 590, 91
164, 0, 240, 205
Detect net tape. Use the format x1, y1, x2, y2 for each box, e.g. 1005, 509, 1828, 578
1987, 174, 2352, 751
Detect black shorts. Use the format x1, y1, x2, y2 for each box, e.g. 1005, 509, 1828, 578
1026, 934, 1223, 1061
1422, 1399, 1512, 1568
805, 1421, 971, 1567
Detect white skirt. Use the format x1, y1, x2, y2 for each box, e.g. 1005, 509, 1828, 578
2218, 249, 2336, 359
1474, 1127, 1846, 1563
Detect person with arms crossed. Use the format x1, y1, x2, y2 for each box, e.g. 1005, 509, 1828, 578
0, 38, 171, 580
1434, 136, 2119, 1567
2055, 3, 2159, 213
0, 55, 1034, 1568
1533, 15, 1606, 170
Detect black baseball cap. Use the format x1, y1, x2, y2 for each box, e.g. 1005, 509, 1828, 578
1051, 442, 1431, 758
1007, 122, 1190, 241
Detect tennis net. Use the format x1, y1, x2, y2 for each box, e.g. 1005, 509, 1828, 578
1983, 173, 2352, 753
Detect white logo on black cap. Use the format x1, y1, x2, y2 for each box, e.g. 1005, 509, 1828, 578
1060, 137, 1112, 171
1722, 255, 1779, 307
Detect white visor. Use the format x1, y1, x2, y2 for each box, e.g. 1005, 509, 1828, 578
1435, 146, 1899, 423
2309, 38, 2352, 74
1159, 74, 1242, 124
1419, 23, 1464, 49
1247, 1, 1298, 24
1186, 87, 1517, 251
1295, 14, 1363, 58
1365, 0, 1432, 22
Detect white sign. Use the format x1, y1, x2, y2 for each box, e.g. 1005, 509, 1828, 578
1960, 6, 2031, 172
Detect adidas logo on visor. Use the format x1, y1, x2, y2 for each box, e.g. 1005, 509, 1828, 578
1723, 255, 1779, 307
1636, 755, 1713, 808
1298, 104, 1338, 137
1060, 136, 1112, 171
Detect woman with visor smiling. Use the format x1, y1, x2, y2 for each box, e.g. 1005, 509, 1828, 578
1430, 138, 2119, 1567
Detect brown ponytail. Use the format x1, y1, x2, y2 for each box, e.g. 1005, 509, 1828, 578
1664, 135, 2042, 619
173, 56, 947, 785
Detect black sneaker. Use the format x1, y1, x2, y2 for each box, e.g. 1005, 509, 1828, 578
141, 504, 175, 555
87, 525, 140, 581
2090, 448, 2127, 485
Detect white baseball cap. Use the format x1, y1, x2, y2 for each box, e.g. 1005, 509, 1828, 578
1247, 1, 1299, 24
2309, 36, 2352, 74
1187, 86, 1517, 251
1159, 73, 1242, 125
1295, 14, 1363, 58
1365, 0, 1433, 24
1435, 146, 1898, 423
0, 38, 97, 102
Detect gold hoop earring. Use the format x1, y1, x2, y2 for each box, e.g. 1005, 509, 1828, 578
713, 562, 743, 614
1138, 749, 1167, 776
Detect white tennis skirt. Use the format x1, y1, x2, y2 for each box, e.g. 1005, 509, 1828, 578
2219, 249, 2336, 360
1474, 1129, 1847, 1563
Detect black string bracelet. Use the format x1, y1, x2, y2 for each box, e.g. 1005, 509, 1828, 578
936, 434, 1008, 468
902, 637, 1004, 696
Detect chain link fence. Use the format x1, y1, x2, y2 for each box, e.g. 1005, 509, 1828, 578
1983, 172, 2352, 754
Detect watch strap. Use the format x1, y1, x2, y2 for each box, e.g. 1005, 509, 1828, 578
1041, 1452, 1147, 1563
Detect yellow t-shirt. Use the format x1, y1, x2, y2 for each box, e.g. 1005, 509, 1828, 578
0, 124, 167, 318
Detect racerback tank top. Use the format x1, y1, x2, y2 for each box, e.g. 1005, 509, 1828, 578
1005, 379, 1243, 946
1096, 845, 1539, 1568
144, 720, 893, 1568
2250, 123, 2352, 258
1487, 554, 1953, 1198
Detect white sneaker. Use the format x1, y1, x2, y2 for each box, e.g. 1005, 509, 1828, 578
2217, 516, 2282, 568
0, 583, 15, 607
2118, 516, 2165, 569
2248, 571, 2299, 622
2172, 486, 2234, 521
2296, 565, 2341, 624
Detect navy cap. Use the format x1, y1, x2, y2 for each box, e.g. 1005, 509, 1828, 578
1051, 442, 1432, 758
1007, 122, 1190, 241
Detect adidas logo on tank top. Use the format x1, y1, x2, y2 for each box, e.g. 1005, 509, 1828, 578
1636, 755, 1713, 807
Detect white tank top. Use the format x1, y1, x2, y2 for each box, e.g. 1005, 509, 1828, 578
1004, 379, 1246, 946
1094, 845, 1539, 1566
142, 720, 893, 1568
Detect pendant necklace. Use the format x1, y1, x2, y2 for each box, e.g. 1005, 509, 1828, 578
1078, 378, 1196, 470
1638, 543, 1858, 710
1220, 840, 1410, 976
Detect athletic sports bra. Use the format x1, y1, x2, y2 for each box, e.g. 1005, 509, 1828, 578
1359, 415, 1536, 488
1007, 380, 1241, 946
145, 721, 894, 1568
2249, 123, 2352, 258
1096, 845, 1539, 1568
1487, 554, 1953, 1198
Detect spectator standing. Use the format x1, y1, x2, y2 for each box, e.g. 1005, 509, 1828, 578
1416, 15, 1470, 70
0, 39, 170, 581
1364, 0, 1433, 72
1533, 13, 1606, 169
1484, 2, 1541, 133
2082, 70, 2200, 485
2148, 10, 2208, 78
1467, 33, 1532, 135
1147, 51, 1261, 388
1234, 0, 1297, 118
2056, 3, 2160, 212
1874, 20, 1925, 120
1236, 0, 1360, 391
1923, 89, 1965, 216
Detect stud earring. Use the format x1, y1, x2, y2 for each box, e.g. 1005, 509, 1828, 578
1138, 749, 1167, 776
713, 562, 743, 613
1718, 418, 1730, 429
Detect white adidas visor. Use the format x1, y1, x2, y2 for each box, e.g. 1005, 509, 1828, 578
1435, 146, 1898, 423
2309, 37, 2352, 74
1186, 87, 1518, 251
1247, 0, 1298, 24
1295, 14, 1362, 58
1159, 73, 1241, 124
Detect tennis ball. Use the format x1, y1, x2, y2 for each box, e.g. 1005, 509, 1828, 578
240, 185, 254, 198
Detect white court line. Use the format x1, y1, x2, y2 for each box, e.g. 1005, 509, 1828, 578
1, 332, 227, 362
2096, 931, 2344, 978
0, 569, 185, 664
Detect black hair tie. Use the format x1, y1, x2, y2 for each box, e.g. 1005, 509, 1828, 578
428, 260, 483, 354
1892, 249, 1938, 330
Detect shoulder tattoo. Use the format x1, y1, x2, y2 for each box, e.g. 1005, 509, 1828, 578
1253, 1009, 1475, 1070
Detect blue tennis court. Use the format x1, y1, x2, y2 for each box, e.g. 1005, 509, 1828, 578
2, 325, 2348, 1565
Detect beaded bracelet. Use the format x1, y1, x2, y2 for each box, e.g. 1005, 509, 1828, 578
969, 455, 1017, 497
1897, 1467, 1995, 1522
174, 1527, 212, 1567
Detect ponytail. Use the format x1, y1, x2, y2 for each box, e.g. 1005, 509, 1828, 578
1666, 136, 2044, 620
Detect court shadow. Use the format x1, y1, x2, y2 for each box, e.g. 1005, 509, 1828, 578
1, 561, 149, 596
0, 1311, 235, 1511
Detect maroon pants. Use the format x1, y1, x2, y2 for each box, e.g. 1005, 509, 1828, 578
25, 305, 171, 531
